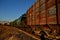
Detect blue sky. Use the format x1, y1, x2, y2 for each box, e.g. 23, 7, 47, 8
0, 0, 35, 22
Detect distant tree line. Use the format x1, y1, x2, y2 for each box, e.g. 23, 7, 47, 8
9, 14, 27, 28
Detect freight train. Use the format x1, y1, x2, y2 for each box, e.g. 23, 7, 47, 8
10, 0, 60, 38
26, 0, 60, 37
26, 0, 60, 30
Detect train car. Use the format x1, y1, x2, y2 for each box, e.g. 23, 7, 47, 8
26, 0, 60, 34
27, 0, 60, 26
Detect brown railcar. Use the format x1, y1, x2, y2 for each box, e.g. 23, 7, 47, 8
27, 0, 60, 27
26, 0, 60, 35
